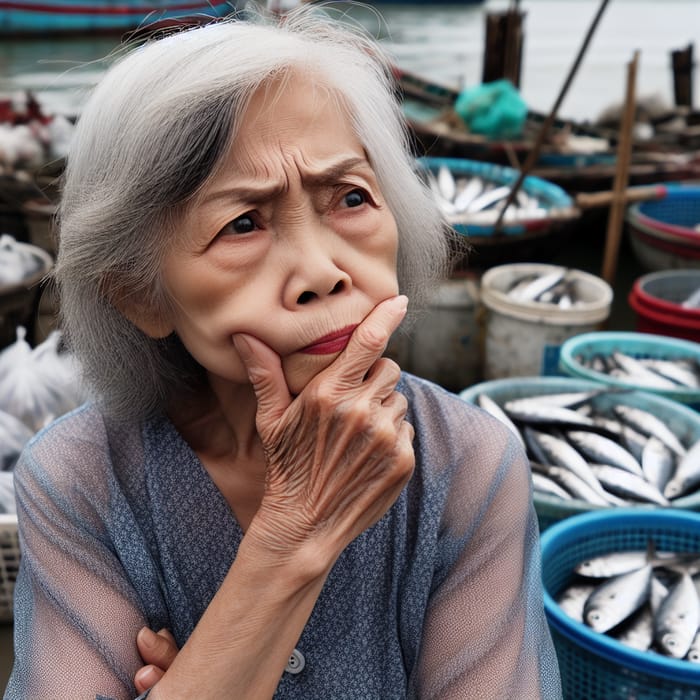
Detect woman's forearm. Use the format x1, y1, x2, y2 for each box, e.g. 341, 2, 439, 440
148, 534, 332, 700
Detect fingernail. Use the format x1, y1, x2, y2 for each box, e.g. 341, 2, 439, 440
138, 626, 157, 650
390, 295, 408, 312
135, 665, 160, 687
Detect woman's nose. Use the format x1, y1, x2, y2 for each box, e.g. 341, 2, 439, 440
281, 228, 352, 308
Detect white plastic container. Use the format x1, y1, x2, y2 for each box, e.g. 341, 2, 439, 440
479, 263, 612, 379
387, 276, 481, 391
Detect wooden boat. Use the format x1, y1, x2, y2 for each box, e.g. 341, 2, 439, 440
398, 67, 700, 194
0, 0, 236, 36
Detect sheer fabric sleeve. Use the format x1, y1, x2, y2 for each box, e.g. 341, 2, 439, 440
410, 403, 562, 699
5, 417, 151, 700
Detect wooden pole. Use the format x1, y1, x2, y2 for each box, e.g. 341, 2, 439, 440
671, 44, 694, 108
601, 51, 639, 285
493, 0, 611, 233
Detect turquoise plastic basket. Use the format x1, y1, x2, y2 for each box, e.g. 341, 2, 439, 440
541, 509, 700, 699
416, 156, 575, 236
459, 376, 700, 530
559, 331, 700, 409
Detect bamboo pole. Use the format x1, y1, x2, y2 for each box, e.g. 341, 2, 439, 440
601, 51, 639, 285
493, 0, 611, 233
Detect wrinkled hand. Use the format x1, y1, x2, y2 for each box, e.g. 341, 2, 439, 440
134, 627, 179, 694
233, 295, 415, 570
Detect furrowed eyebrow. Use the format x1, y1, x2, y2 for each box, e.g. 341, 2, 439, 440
201, 156, 371, 206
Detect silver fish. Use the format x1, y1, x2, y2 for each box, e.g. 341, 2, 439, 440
613, 405, 687, 457
589, 464, 670, 506
476, 393, 525, 447
575, 550, 690, 579
556, 582, 596, 623
503, 400, 595, 429
526, 429, 603, 494
531, 470, 574, 499
537, 465, 610, 506
437, 165, 456, 201
664, 439, 700, 499
641, 436, 675, 493
611, 352, 680, 390
508, 269, 566, 303
613, 605, 654, 651
638, 358, 700, 389
654, 571, 700, 658
584, 564, 653, 633
682, 287, 700, 309
566, 430, 644, 477
453, 176, 484, 211
687, 629, 700, 663
466, 184, 511, 213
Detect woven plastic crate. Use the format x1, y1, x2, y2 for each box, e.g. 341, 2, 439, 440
0, 514, 19, 622
630, 184, 700, 238
417, 156, 576, 237
541, 509, 700, 699
559, 331, 700, 408
459, 376, 700, 530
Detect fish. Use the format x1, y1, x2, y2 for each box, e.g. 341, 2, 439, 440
556, 582, 596, 623
503, 400, 595, 429
613, 605, 654, 651
654, 571, 700, 658
531, 470, 573, 499
508, 269, 566, 303
583, 564, 653, 633
610, 352, 680, 390
687, 630, 700, 663
589, 464, 670, 506
641, 436, 675, 493
613, 405, 687, 457
437, 165, 456, 201
575, 550, 679, 579
525, 428, 604, 494
534, 464, 610, 506
664, 439, 700, 499
566, 430, 644, 477
638, 358, 700, 389
476, 392, 525, 447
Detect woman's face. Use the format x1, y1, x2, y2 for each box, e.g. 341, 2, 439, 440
152, 74, 400, 395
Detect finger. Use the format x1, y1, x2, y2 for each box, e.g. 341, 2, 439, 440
136, 626, 178, 668
380, 391, 409, 429
233, 333, 293, 425
331, 295, 408, 383
362, 357, 402, 398
134, 664, 165, 694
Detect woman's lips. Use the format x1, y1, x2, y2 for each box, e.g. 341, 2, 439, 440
300, 325, 357, 355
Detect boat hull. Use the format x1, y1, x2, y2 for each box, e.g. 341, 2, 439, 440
0, 0, 235, 36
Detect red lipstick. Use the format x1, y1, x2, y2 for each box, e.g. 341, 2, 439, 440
300, 325, 357, 355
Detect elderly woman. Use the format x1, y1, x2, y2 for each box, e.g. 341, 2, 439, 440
6, 7, 561, 700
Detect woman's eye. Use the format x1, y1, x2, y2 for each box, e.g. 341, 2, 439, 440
342, 188, 369, 208
221, 213, 258, 236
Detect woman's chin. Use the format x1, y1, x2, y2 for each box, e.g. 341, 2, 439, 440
282, 353, 341, 395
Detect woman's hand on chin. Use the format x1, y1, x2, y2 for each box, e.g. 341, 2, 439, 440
232, 295, 414, 574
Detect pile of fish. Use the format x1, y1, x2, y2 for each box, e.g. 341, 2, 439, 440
476, 388, 700, 505
556, 543, 700, 661
504, 267, 586, 308
424, 164, 560, 226
574, 350, 700, 392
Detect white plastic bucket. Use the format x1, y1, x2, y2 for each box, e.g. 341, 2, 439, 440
387, 276, 481, 391
479, 263, 612, 378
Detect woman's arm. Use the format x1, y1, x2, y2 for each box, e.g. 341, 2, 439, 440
409, 416, 561, 699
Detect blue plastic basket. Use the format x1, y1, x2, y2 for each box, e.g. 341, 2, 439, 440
559, 331, 700, 409
541, 509, 700, 699
417, 156, 575, 237
459, 376, 700, 530
631, 184, 700, 235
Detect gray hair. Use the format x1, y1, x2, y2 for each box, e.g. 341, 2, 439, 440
55, 6, 455, 421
